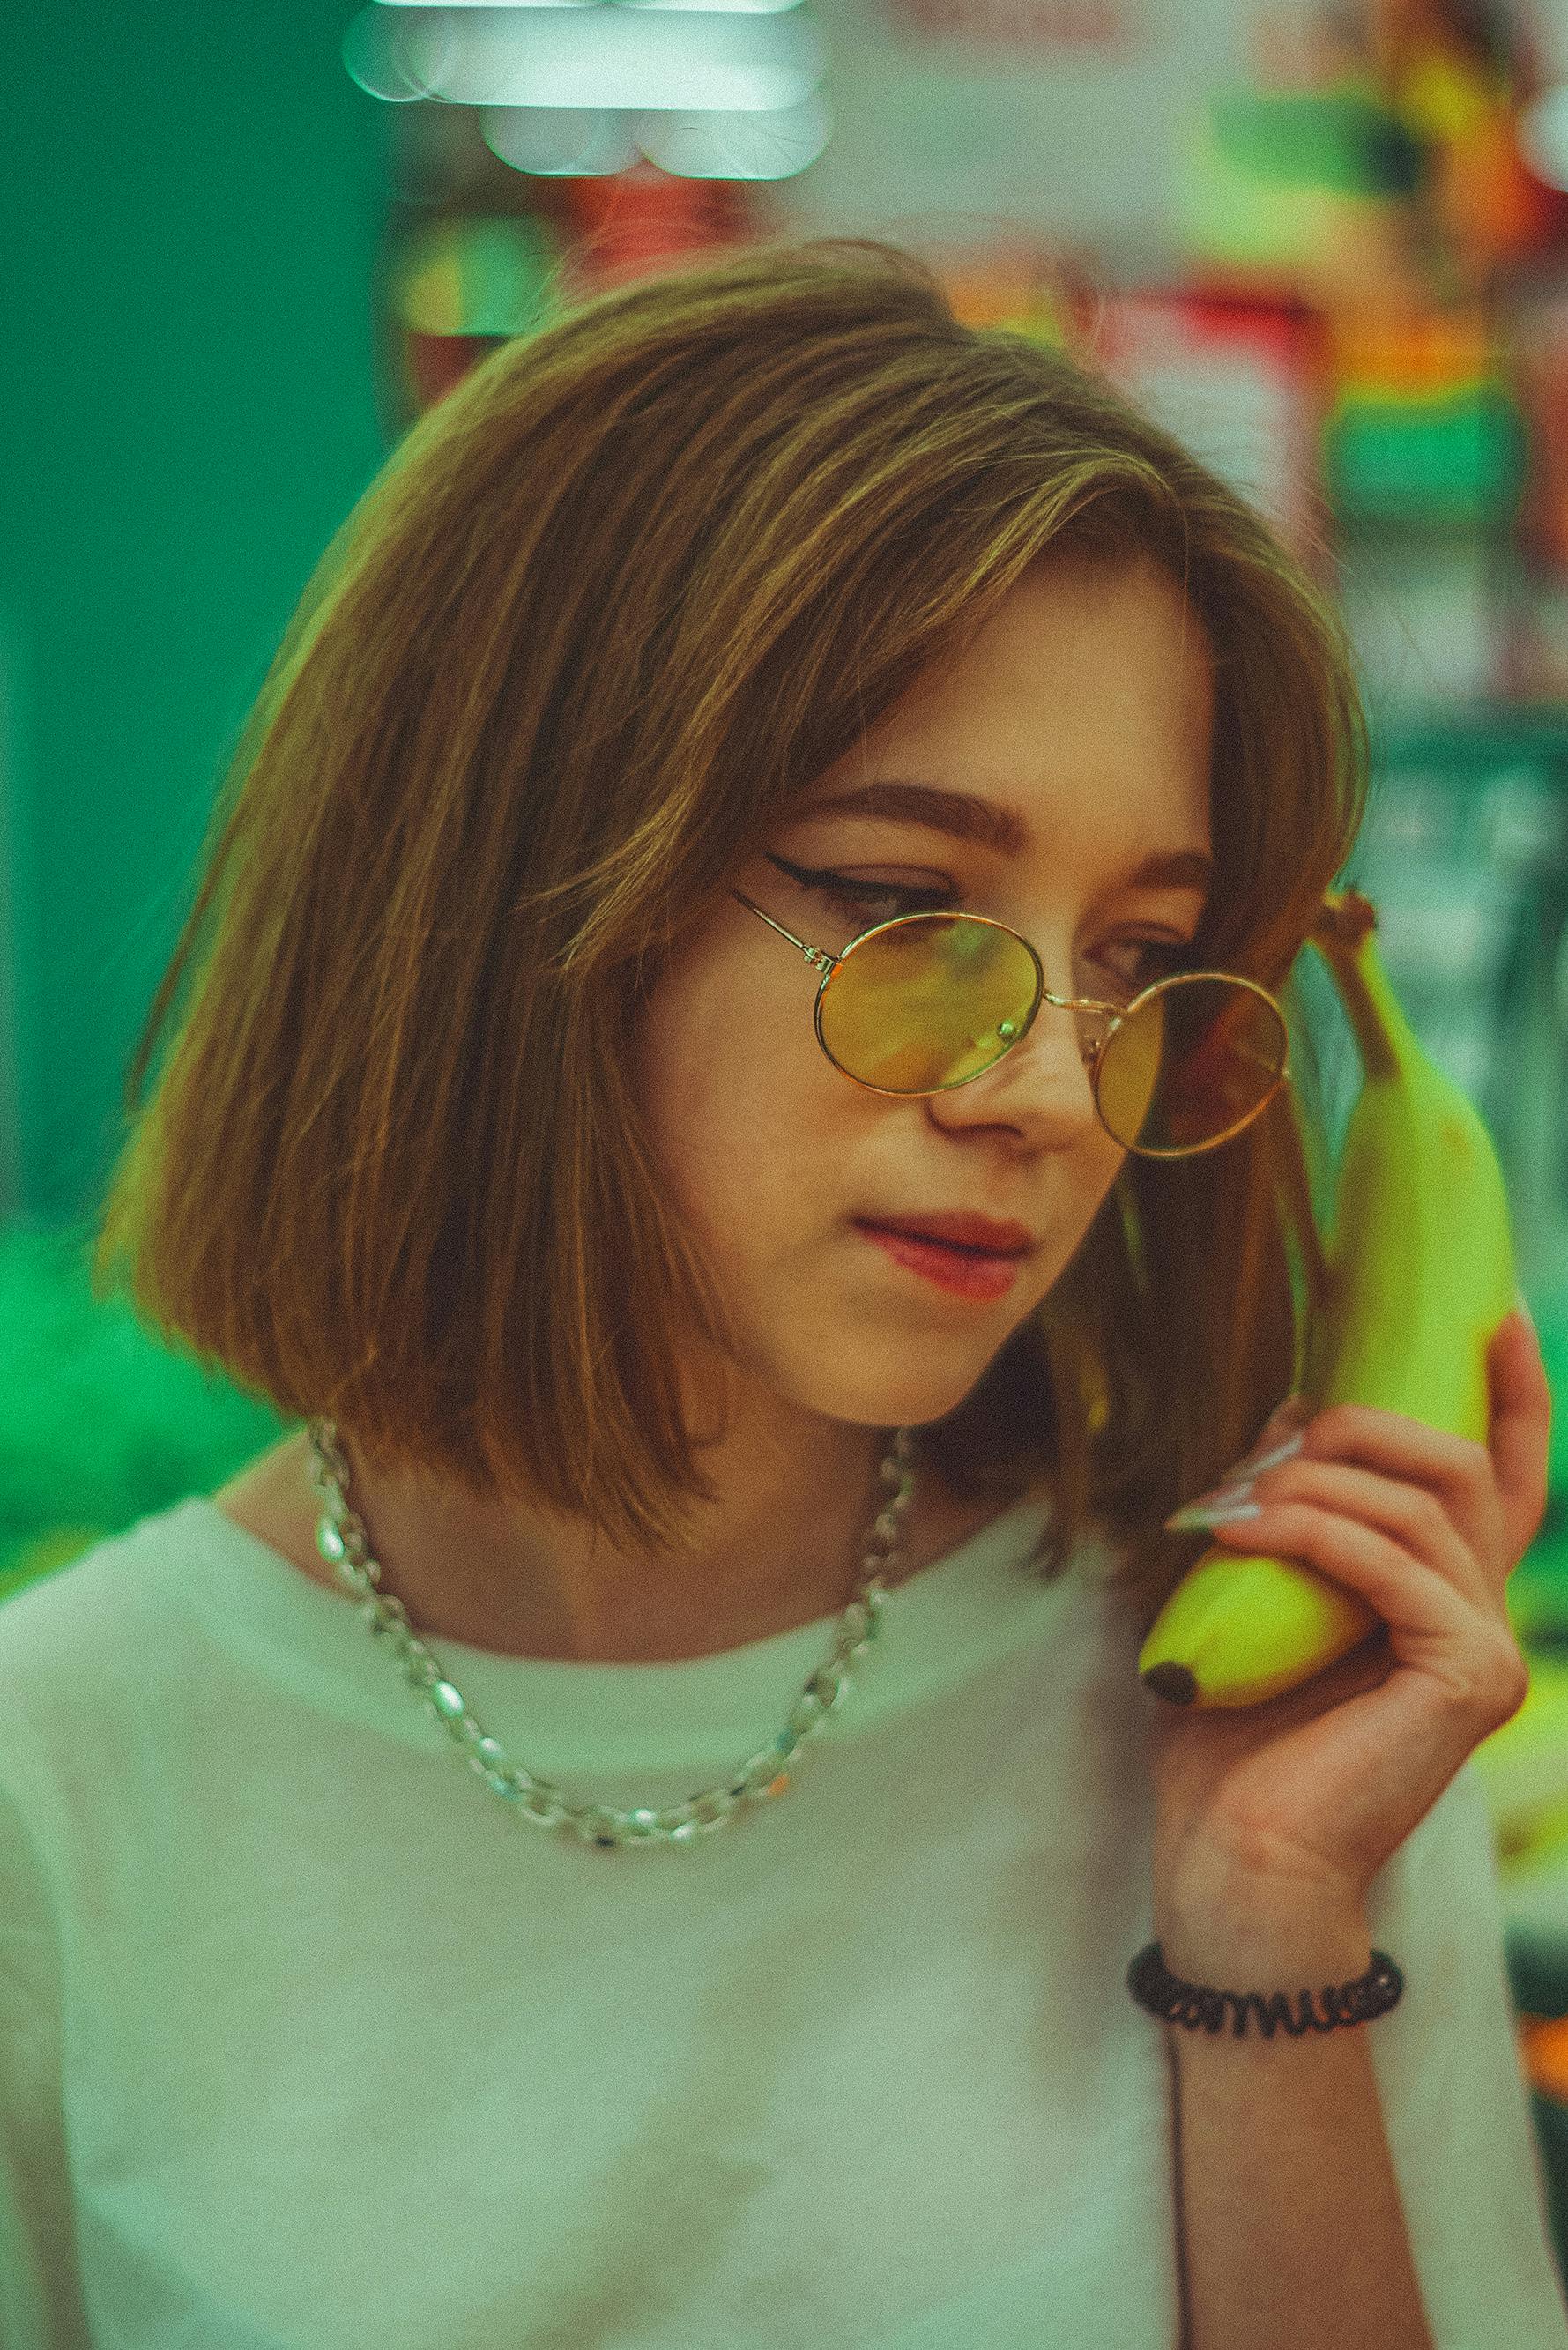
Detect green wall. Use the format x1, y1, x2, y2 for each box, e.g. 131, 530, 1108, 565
2, 1, 391, 1225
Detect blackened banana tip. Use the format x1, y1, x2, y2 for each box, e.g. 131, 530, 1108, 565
1142, 1662, 1199, 1706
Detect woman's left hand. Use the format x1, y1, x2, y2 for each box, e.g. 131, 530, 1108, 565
1148, 1307, 1554, 1926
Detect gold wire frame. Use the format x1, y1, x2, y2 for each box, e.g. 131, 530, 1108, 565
728, 890, 1292, 1160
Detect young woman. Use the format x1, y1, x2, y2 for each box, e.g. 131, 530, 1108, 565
0, 239, 1560, 2349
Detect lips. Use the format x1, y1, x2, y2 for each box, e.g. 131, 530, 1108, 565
853, 1212, 1036, 1259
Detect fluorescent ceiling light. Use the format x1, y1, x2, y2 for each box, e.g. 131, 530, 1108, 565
345, 8, 442, 99
346, 4, 822, 111
636, 92, 829, 175
484, 93, 827, 175
484, 104, 640, 173
617, 0, 804, 12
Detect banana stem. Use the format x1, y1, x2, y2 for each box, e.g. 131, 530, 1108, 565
1310, 889, 1409, 1086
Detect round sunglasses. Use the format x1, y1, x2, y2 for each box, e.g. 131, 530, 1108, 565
729, 884, 1291, 1159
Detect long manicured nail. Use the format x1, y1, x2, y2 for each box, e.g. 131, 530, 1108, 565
1161, 1425, 1306, 1536
1186, 1427, 1304, 1511
1163, 1495, 1263, 1534
1233, 1429, 1304, 1480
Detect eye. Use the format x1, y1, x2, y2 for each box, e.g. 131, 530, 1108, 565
816, 872, 951, 926
1102, 939, 1197, 993
767, 855, 950, 927
764, 854, 1197, 989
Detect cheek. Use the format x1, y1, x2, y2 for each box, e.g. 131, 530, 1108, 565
635, 958, 844, 1244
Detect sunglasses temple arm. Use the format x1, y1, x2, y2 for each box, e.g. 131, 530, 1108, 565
732, 891, 840, 975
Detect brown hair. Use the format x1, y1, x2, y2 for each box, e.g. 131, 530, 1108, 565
89, 235, 1366, 1620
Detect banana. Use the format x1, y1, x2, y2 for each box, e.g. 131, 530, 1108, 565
1137, 885, 1519, 1708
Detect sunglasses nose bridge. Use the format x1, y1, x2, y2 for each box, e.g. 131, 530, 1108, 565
1024, 978, 1115, 1070
963, 990, 1109, 1113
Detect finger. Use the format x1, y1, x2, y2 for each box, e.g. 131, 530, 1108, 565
1488, 1307, 1553, 1559
1275, 1405, 1505, 1598
1227, 1457, 1485, 1603
1205, 1500, 1522, 1719
1296, 1401, 1492, 1524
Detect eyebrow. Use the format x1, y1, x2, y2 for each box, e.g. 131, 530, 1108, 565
796, 779, 1214, 896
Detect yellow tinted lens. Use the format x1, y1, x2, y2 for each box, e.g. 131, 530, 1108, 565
817, 927, 1285, 1148
816, 915, 1038, 1093
1096, 977, 1287, 1154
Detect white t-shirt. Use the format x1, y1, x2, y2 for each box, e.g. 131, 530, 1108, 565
1, 1490, 1564, 2349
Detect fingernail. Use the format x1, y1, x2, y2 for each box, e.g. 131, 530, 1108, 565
1161, 1423, 1306, 1536
1163, 1496, 1263, 1535
1515, 1286, 1536, 1333
1236, 1429, 1304, 1479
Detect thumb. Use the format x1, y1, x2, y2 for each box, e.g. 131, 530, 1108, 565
1489, 1301, 1552, 1558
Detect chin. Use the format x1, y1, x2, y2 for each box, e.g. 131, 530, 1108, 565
812, 1361, 1007, 1434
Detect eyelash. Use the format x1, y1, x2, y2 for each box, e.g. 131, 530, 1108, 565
785, 862, 1197, 988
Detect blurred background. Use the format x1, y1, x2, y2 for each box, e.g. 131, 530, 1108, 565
5, 0, 1568, 2283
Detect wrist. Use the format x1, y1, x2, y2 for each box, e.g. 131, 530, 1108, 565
1154, 1884, 1372, 1990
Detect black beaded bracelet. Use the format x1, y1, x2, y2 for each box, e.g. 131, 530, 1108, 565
1126, 1939, 1405, 2040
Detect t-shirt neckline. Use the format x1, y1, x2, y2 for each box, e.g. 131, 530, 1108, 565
167, 1489, 1086, 1781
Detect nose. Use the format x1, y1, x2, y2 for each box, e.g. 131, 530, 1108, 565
937, 975, 1109, 1131
1019, 985, 1108, 1077
1014, 939, 1116, 1067
1041, 992, 1118, 1085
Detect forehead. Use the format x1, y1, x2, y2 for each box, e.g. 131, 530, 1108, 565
820, 555, 1215, 851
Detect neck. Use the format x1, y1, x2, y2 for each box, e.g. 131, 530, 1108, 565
323, 1419, 911, 1662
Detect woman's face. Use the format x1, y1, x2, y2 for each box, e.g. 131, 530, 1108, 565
635, 549, 1216, 1446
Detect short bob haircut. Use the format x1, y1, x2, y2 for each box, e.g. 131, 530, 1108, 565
91, 235, 1368, 1617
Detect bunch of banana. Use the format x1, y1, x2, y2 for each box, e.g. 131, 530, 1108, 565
1137, 885, 1519, 1709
